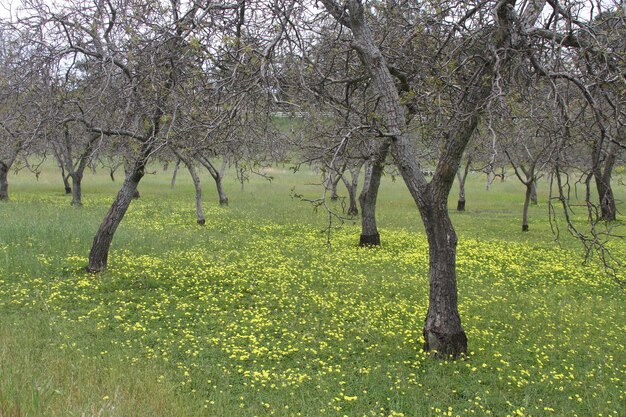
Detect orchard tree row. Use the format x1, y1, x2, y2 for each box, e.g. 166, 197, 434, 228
0, 0, 623, 357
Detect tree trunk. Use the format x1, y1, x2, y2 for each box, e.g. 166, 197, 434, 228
522, 182, 532, 231
215, 174, 229, 206
0, 162, 9, 201
456, 157, 470, 212
196, 155, 229, 206
422, 206, 468, 358
330, 172, 340, 201
71, 174, 83, 207
456, 197, 465, 212
88, 162, 145, 272
63, 175, 72, 194
170, 158, 181, 188
341, 175, 358, 216
358, 142, 389, 246
530, 181, 538, 205
321, 0, 489, 357
179, 155, 205, 225
595, 175, 616, 221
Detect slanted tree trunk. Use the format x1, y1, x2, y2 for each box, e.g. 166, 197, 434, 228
215, 176, 228, 206
358, 141, 389, 246
170, 158, 181, 188
124, 158, 141, 200
0, 162, 9, 201
88, 153, 149, 272
456, 155, 471, 211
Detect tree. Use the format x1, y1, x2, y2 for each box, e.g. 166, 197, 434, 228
312, 0, 559, 356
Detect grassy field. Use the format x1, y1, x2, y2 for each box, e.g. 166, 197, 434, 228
0, 163, 624, 417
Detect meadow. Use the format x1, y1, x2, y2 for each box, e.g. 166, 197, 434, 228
0, 163, 624, 417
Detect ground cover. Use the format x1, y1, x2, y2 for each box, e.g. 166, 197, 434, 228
0, 166, 624, 416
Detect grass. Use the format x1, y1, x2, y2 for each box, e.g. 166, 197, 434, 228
0, 163, 624, 417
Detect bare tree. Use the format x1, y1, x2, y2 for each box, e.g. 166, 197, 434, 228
312, 0, 556, 357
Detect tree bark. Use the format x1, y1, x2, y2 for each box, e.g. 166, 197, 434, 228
87, 160, 146, 272
530, 181, 538, 205
358, 141, 389, 246
522, 182, 532, 231
422, 206, 468, 357
341, 161, 363, 216
592, 142, 618, 221
341, 174, 358, 215
176, 152, 205, 225
456, 156, 471, 211
0, 162, 9, 201
170, 158, 181, 188
595, 174, 616, 221
330, 171, 340, 201
71, 173, 83, 207
215, 174, 229, 206
63, 175, 72, 194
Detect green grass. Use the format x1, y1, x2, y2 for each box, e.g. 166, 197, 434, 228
0, 164, 624, 417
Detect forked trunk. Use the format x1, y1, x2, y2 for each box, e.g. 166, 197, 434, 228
87, 165, 145, 272
0, 162, 8, 201
197, 155, 229, 206
71, 174, 83, 207
422, 206, 467, 358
